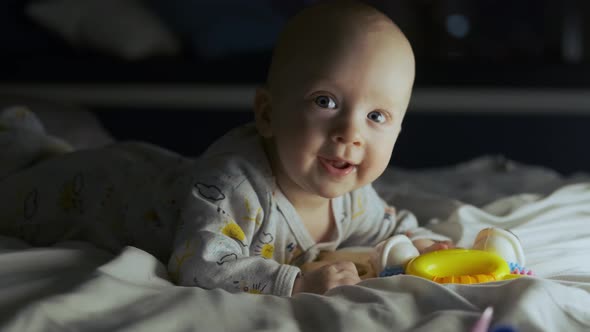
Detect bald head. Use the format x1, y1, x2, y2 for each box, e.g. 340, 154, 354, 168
266, 0, 414, 95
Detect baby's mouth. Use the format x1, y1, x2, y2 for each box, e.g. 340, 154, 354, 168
318, 157, 357, 176
330, 160, 351, 169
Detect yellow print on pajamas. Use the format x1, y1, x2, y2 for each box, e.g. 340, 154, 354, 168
352, 194, 366, 220
144, 209, 163, 228
58, 173, 84, 214
254, 232, 274, 259
170, 239, 197, 283
242, 198, 262, 226
220, 219, 248, 247
233, 279, 268, 294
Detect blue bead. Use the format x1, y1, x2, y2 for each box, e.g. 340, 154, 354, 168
491, 325, 518, 332
379, 266, 404, 277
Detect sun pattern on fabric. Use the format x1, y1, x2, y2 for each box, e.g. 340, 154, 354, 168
170, 239, 197, 283
255, 232, 274, 259
352, 194, 366, 219
58, 173, 84, 213
246, 282, 267, 294
234, 280, 267, 294
220, 221, 248, 246
243, 198, 262, 226
259, 243, 274, 259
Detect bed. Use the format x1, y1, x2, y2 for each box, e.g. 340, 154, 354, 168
0, 104, 589, 332
2, 1, 590, 331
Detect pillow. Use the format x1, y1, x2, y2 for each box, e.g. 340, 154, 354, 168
0, 105, 73, 179
0, 96, 114, 149
26, 0, 181, 60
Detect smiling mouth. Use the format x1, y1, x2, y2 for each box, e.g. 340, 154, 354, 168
318, 157, 357, 176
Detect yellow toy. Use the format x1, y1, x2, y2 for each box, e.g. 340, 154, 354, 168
372, 227, 533, 284
404, 248, 522, 284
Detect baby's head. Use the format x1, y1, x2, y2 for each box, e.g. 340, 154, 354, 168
254, 0, 415, 200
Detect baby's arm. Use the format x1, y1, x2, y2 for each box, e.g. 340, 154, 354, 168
394, 209, 455, 253
168, 177, 299, 296
341, 185, 453, 251
169, 182, 361, 296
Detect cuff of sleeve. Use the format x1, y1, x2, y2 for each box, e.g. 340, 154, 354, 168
273, 264, 301, 297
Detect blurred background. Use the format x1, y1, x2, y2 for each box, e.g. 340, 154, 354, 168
1, 0, 590, 173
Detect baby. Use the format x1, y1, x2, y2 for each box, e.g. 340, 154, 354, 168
0, 0, 452, 297
168, 0, 452, 296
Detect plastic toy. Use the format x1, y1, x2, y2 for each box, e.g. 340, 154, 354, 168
371, 227, 534, 284
471, 306, 494, 332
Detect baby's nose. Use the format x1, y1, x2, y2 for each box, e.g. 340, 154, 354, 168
331, 120, 363, 147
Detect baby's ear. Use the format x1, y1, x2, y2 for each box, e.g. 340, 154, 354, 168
253, 87, 273, 138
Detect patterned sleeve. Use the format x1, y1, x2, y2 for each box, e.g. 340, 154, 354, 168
341, 184, 451, 247
167, 159, 300, 297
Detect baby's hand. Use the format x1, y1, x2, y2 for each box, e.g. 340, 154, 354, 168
292, 261, 361, 295
422, 241, 454, 253
413, 239, 455, 254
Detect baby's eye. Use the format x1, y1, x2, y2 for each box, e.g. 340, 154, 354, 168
314, 95, 337, 109
367, 111, 386, 123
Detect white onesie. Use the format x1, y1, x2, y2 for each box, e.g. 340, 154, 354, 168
168, 124, 450, 296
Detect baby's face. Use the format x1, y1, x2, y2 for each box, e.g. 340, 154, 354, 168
261, 24, 415, 200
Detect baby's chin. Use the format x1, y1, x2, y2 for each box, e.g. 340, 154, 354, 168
313, 182, 368, 199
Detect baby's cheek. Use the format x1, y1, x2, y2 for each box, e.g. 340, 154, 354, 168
359, 157, 388, 184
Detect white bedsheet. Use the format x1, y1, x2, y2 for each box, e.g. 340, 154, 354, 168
1, 182, 589, 332
1, 109, 589, 331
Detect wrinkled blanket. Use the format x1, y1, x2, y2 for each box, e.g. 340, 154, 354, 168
1, 108, 589, 331
1, 181, 590, 331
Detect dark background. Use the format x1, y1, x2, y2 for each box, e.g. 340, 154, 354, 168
2, 0, 590, 174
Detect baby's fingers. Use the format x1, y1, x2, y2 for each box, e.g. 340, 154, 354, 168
328, 261, 359, 274
323, 261, 361, 288
423, 241, 456, 253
